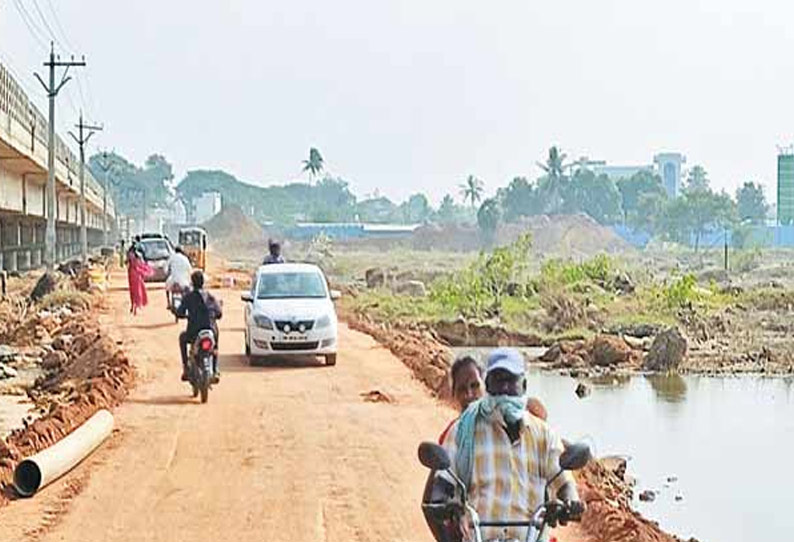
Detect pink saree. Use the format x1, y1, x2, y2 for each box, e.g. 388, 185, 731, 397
127, 252, 153, 312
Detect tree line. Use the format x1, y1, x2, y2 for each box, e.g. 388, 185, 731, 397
89, 146, 770, 247
475, 147, 769, 247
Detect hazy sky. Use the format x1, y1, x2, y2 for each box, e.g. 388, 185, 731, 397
3, 0, 794, 204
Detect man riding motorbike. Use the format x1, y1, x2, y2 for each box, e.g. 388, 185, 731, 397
428, 347, 584, 542
262, 239, 285, 264
165, 246, 192, 308
174, 270, 223, 383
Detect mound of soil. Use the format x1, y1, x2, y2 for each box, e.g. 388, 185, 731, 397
412, 214, 632, 257
577, 460, 680, 542
203, 205, 265, 246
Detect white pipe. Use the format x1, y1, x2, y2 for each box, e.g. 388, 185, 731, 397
13, 409, 114, 497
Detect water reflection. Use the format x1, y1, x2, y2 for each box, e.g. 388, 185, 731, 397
589, 373, 631, 388
514, 369, 793, 542
645, 374, 688, 403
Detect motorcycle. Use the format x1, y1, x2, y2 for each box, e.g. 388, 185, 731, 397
168, 283, 188, 323
188, 329, 216, 404
418, 440, 592, 542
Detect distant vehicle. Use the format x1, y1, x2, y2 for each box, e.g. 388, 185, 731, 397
140, 232, 170, 241
241, 263, 340, 366
138, 238, 173, 282
178, 227, 207, 271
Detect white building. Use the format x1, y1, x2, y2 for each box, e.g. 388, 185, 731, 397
576, 152, 686, 199
194, 192, 222, 224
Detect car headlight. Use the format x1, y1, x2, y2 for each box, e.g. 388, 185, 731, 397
315, 315, 332, 329
253, 315, 274, 330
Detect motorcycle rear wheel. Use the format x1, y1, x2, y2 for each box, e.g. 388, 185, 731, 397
200, 385, 209, 403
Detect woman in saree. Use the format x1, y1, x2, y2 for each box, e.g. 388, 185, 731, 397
127, 246, 153, 315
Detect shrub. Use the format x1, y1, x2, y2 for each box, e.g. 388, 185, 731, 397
539, 254, 614, 287
430, 233, 532, 318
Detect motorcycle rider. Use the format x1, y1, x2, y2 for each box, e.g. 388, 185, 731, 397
435, 348, 584, 541
262, 239, 285, 264
175, 270, 223, 383
165, 246, 192, 308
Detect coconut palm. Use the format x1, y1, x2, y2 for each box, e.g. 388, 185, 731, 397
536, 146, 569, 214
302, 147, 325, 182
459, 175, 484, 208
536, 146, 567, 180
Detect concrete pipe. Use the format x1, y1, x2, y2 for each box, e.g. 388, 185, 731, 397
13, 409, 114, 497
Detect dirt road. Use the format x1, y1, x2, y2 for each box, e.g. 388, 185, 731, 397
0, 277, 453, 542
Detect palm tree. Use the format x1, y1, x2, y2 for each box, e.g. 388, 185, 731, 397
302, 147, 324, 182
536, 146, 568, 213
459, 175, 484, 208
536, 145, 567, 180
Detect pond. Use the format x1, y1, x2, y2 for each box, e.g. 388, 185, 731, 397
452, 348, 794, 542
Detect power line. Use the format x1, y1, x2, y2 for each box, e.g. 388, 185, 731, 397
26, 0, 90, 116
82, 71, 99, 118
10, 0, 49, 51
39, 0, 90, 115
38, 0, 94, 117
42, 0, 76, 52
0, 49, 46, 102
74, 76, 88, 114
29, 0, 63, 50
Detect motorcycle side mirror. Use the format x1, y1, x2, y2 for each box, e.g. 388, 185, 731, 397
241, 292, 253, 303
559, 441, 593, 471
418, 442, 451, 471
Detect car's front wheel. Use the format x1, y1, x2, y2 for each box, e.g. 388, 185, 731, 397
325, 354, 337, 366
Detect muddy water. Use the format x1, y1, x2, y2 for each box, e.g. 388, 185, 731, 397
452, 349, 794, 542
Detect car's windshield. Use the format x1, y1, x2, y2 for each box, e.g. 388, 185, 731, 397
257, 271, 327, 299
140, 240, 171, 260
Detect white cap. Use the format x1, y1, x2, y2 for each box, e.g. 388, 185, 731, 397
485, 347, 526, 377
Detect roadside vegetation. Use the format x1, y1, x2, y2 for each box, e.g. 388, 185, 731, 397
342, 234, 779, 343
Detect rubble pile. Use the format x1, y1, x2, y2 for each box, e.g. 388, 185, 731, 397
539, 327, 693, 377
0, 271, 134, 505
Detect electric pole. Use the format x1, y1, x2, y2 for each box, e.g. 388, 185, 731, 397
68, 113, 102, 263
35, 43, 85, 271
95, 151, 114, 247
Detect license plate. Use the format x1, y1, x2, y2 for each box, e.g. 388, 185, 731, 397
280, 334, 308, 342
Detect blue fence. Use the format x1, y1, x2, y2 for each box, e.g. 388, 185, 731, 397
612, 224, 794, 249
284, 222, 420, 240
611, 225, 652, 248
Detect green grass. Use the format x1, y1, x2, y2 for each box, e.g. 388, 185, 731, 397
342, 289, 452, 323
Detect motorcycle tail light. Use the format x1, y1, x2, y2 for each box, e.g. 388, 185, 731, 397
199, 338, 213, 351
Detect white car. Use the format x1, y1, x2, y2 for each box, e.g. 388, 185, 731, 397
242, 263, 340, 366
